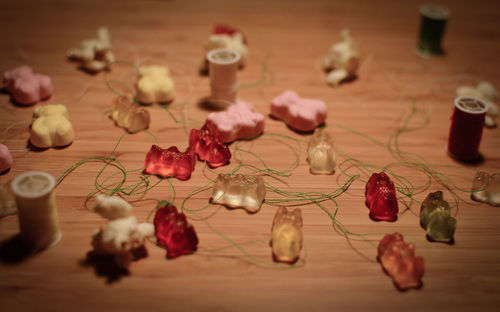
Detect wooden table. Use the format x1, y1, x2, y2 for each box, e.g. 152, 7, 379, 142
1, 0, 499, 311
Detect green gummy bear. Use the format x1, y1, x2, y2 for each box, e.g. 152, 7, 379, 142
420, 191, 456, 243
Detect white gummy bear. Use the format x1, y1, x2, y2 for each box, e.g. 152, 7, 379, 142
67, 27, 114, 73
322, 29, 360, 87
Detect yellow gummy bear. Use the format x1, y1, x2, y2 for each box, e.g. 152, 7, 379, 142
135, 65, 175, 104
30, 104, 74, 148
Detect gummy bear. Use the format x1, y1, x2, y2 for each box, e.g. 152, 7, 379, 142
3, 65, 53, 105
110, 96, 151, 133
135, 65, 175, 104
30, 104, 74, 148
153, 201, 198, 259
270, 90, 327, 132
420, 191, 456, 243
365, 172, 399, 221
206, 100, 265, 143
0, 180, 16, 217
211, 173, 266, 213
456, 81, 498, 128
0, 143, 13, 173
143, 145, 195, 180
189, 123, 231, 168
202, 24, 248, 72
91, 195, 154, 269
67, 27, 114, 73
322, 29, 360, 87
307, 130, 336, 174
213, 24, 248, 45
270, 206, 303, 264
377, 232, 425, 290
471, 171, 500, 206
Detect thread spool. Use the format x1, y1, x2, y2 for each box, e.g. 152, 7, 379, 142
207, 48, 241, 108
11, 171, 61, 251
416, 5, 450, 57
447, 96, 487, 162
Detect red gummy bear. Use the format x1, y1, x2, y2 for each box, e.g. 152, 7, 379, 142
153, 202, 198, 259
378, 232, 425, 290
143, 145, 195, 180
365, 172, 399, 221
189, 123, 231, 168
213, 24, 248, 45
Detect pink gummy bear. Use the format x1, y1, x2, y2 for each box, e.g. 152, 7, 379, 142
0, 144, 13, 173
378, 232, 425, 290
205, 100, 265, 143
189, 123, 231, 168
143, 145, 195, 180
365, 172, 399, 221
270, 90, 327, 132
2, 66, 53, 106
153, 201, 198, 259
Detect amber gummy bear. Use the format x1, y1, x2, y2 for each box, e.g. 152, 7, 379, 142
270, 206, 303, 264
110, 96, 150, 133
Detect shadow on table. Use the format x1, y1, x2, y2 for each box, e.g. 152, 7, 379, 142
0, 234, 34, 264
79, 246, 148, 284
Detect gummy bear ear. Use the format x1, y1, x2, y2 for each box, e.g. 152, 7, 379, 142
273, 206, 287, 224
291, 208, 303, 224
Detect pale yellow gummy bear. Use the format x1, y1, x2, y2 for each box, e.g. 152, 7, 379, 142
135, 65, 175, 104
30, 104, 74, 148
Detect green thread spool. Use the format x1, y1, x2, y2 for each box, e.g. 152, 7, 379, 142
416, 5, 450, 57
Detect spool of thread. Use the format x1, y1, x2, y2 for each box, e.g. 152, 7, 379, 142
207, 48, 241, 108
447, 96, 488, 162
11, 171, 61, 251
416, 5, 450, 57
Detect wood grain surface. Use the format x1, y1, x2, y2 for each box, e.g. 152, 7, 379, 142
1, 0, 499, 311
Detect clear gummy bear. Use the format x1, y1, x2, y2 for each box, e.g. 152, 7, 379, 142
270, 206, 303, 264
307, 130, 336, 174
420, 191, 456, 243
471, 171, 500, 206
110, 96, 151, 133
210, 173, 266, 213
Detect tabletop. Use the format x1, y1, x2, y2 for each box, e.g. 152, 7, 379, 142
1, 0, 499, 311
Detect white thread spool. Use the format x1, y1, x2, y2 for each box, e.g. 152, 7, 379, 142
11, 171, 61, 251
207, 48, 241, 108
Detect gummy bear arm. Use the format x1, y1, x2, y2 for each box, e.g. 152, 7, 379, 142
30, 120, 52, 148
326, 69, 348, 86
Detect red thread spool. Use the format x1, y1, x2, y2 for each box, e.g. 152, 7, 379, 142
447, 96, 487, 161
